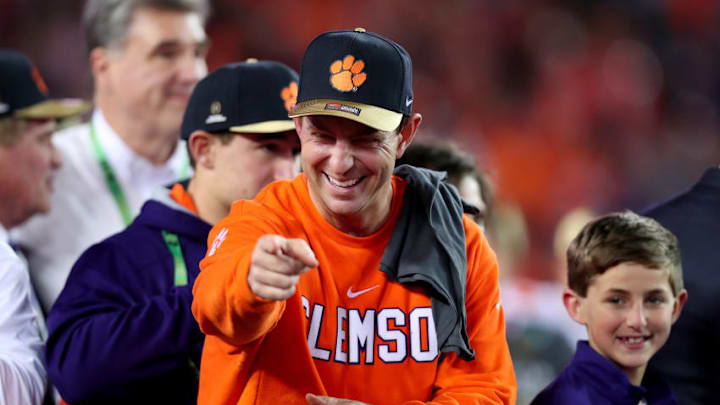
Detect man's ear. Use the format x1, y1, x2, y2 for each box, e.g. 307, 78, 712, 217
89, 47, 112, 88
563, 288, 587, 326
671, 289, 688, 324
396, 113, 422, 158
188, 130, 214, 169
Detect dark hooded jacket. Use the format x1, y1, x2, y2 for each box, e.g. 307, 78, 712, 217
45, 186, 211, 405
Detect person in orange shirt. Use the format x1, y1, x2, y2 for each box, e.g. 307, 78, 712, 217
44, 60, 301, 404
192, 29, 517, 405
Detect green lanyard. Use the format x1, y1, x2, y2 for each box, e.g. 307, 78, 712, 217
89, 123, 191, 226
90, 123, 133, 226
160, 230, 199, 379
161, 230, 188, 287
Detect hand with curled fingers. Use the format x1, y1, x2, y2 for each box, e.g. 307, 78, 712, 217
248, 235, 319, 301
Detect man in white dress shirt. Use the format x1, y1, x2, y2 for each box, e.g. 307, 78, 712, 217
13, 0, 211, 312
0, 49, 89, 405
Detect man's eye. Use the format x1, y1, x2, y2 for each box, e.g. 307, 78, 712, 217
158, 49, 179, 59
152, 45, 181, 60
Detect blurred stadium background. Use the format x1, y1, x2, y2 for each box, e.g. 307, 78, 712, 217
2, 0, 719, 282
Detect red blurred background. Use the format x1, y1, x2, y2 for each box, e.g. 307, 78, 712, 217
2, 0, 719, 281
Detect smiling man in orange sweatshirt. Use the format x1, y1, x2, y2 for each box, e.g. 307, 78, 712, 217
192, 28, 517, 405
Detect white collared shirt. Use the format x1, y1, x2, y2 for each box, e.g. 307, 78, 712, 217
12, 109, 191, 311
92, 109, 187, 200
0, 225, 47, 405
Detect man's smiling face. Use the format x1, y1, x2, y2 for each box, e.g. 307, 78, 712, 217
294, 115, 403, 234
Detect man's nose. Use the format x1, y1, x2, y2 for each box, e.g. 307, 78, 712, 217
327, 141, 354, 174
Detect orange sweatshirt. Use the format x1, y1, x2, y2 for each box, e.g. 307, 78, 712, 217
192, 174, 516, 405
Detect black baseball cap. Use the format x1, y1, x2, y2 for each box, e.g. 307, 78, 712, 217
0, 49, 90, 119
181, 59, 299, 140
289, 28, 413, 132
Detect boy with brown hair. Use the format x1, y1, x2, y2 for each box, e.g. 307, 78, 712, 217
531, 210, 687, 405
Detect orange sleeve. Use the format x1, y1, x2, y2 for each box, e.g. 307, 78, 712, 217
405, 216, 517, 405
191, 200, 286, 346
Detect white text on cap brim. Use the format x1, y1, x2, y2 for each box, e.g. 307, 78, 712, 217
289, 99, 402, 132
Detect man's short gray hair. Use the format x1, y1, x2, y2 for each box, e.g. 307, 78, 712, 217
82, 0, 210, 54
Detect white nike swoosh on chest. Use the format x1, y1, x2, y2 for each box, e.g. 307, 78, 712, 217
347, 285, 379, 298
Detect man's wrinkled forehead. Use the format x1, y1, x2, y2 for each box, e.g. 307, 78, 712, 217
118, 7, 207, 51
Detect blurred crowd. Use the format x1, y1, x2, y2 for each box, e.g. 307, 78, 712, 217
3, 0, 719, 282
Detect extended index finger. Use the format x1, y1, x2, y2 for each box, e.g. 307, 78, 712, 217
282, 238, 319, 269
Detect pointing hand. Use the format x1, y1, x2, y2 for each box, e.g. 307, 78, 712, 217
248, 235, 318, 300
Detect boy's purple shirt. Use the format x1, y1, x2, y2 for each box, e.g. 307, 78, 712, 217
530, 340, 677, 405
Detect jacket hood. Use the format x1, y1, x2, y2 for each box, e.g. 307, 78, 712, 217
134, 184, 212, 241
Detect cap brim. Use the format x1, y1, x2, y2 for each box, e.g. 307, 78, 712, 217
230, 120, 296, 134
289, 99, 402, 132
15, 99, 90, 119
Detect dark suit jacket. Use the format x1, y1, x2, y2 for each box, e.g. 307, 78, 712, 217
643, 167, 720, 405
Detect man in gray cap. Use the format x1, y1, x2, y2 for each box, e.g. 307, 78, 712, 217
0, 49, 89, 405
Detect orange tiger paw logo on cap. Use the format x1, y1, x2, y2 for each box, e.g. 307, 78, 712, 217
30, 66, 49, 95
330, 55, 366, 92
281, 81, 298, 112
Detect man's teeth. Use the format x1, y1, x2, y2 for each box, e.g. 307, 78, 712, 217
327, 175, 361, 188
